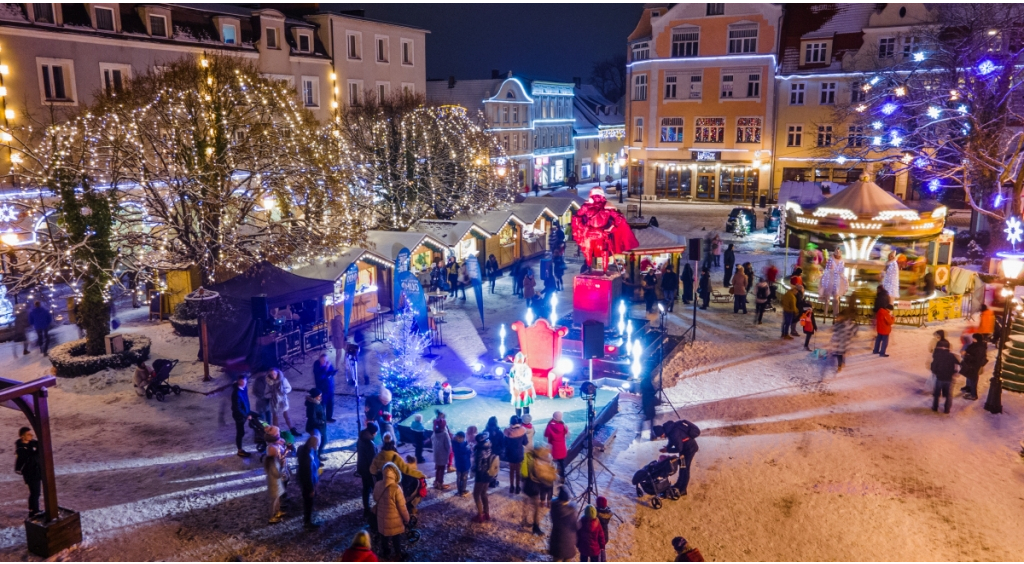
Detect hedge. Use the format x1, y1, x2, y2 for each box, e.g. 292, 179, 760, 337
169, 315, 200, 337
48, 335, 152, 378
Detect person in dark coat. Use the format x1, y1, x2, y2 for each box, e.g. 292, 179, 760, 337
448, 260, 462, 299
742, 262, 754, 295
511, 258, 524, 296
661, 264, 679, 312
960, 334, 988, 401
654, 419, 700, 495
356, 422, 379, 515
503, 416, 528, 495
12, 304, 29, 356
452, 431, 473, 496
931, 343, 961, 414
312, 353, 338, 423
230, 375, 253, 457
485, 254, 500, 294
548, 488, 578, 562
643, 270, 658, 313
697, 267, 711, 310
305, 389, 328, 457
722, 244, 735, 288
15, 427, 43, 518
681, 262, 694, 305
28, 301, 52, 355
429, 262, 444, 292
553, 252, 567, 291
673, 536, 705, 562
484, 416, 505, 463
297, 431, 322, 529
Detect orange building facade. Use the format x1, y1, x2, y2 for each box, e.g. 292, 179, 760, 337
625, 4, 783, 203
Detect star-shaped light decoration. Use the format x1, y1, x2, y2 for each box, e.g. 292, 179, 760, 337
1006, 216, 1023, 250
913, 52, 926, 62
928, 179, 941, 192
927, 106, 941, 119
978, 60, 996, 76
881, 103, 898, 115
0, 204, 18, 224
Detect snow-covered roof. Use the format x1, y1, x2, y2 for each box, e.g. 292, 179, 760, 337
364, 230, 448, 259
777, 181, 849, 206
411, 219, 489, 246
289, 248, 391, 282
455, 209, 525, 235
425, 79, 502, 119
510, 202, 559, 224
779, 3, 878, 75
539, 195, 584, 216
813, 177, 909, 215
574, 85, 623, 135
631, 226, 687, 254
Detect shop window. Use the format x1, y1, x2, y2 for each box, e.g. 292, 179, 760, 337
660, 117, 684, 142
656, 166, 692, 199
694, 117, 724, 143
736, 117, 761, 143
719, 168, 758, 202
782, 168, 811, 182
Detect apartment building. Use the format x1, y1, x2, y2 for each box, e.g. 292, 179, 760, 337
306, 10, 426, 106
573, 84, 625, 185
0, 5, 427, 125
625, 3, 784, 203
773, 4, 936, 200
427, 72, 575, 191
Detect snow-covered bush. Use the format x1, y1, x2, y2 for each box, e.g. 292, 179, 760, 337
48, 336, 151, 378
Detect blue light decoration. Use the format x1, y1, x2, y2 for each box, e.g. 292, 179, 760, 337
977, 59, 997, 76
835, 156, 847, 165
870, 76, 880, 86
890, 131, 903, 147
549, 293, 558, 325
926, 106, 941, 119
881, 103, 898, 115
928, 179, 941, 192
617, 300, 626, 334
995, 193, 1005, 208
872, 136, 883, 146
957, 104, 968, 114
1005, 216, 1023, 250
915, 157, 929, 168
913, 52, 926, 62
499, 323, 507, 359
872, 121, 883, 130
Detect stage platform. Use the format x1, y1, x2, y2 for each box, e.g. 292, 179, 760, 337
398, 378, 620, 464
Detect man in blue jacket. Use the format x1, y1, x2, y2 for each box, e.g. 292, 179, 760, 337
297, 431, 321, 529
312, 353, 337, 423
230, 375, 253, 457
28, 302, 52, 355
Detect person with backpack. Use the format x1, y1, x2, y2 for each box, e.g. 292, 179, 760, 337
873, 304, 894, 357
521, 445, 556, 535
960, 333, 988, 401
754, 277, 770, 325
799, 305, 818, 351
653, 419, 700, 496
471, 432, 500, 523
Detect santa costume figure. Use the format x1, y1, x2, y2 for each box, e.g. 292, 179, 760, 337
509, 352, 536, 418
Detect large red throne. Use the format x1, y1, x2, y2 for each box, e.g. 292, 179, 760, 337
511, 319, 570, 398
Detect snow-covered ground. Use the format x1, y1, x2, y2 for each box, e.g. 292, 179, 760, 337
1, 202, 1023, 562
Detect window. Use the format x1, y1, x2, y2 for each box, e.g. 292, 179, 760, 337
634, 118, 644, 142
632, 42, 650, 62
651, 10, 660, 18
728, 24, 758, 54
851, 81, 866, 103
39, 60, 73, 102
521, 133, 528, 151
402, 40, 413, 65
787, 125, 803, 147
301, 76, 319, 107
376, 82, 390, 102
376, 37, 389, 62
720, 74, 733, 98
817, 124, 833, 147
848, 125, 865, 147
513, 134, 519, 152
503, 106, 509, 123
672, 27, 699, 58
633, 74, 647, 101
680, 74, 701, 100
694, 117, 725, 143
878, 37, 896, 59
347, 33, 361, 59
736, 117, 762, 143
34, 3, 54, 24
512, 106, 519, 123
706, 3, 724, 16
265, 27, 279, 49
150, 15, 168, 38
347, 80, 362, 106
790, 82, 805, 105
805, 42, 827, 64
298, 33, 311, 53
820, 82, 837, 104
502, 135, 509, 151
94, 7, 115, 31
661, 117, 684, 142
902, 36, 921, 58
222, 23, 236, 44
401, 82, 415, 95
664, 76, 677, 99
100, 63, 130, 96
747, 73, 760, 97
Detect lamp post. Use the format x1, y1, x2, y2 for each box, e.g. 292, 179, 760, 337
986, 252, 1024, 414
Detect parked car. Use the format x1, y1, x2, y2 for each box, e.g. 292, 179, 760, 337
763, 207, 782, 232
725, 207, 757, 233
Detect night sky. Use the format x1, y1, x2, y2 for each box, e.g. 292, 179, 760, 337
322, 4, 644, 81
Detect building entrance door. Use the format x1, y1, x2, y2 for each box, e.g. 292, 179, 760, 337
696, 173, 716, 199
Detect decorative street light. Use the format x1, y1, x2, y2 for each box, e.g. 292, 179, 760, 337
986, 251, 1024, 414
618, 155, 627, 204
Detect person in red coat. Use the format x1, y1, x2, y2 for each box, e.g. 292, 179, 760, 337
577, 505, 607, 562
544, 411, 571, 478
341, 530, 378, 562
873, 305, 894, 357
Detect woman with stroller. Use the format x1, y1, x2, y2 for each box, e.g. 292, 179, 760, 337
265, 368, 299, 437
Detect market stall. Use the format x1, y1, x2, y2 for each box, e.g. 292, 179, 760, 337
291, 248, 393, 329
541, 196, 584, 240
463, 209, 528, 269
511, 202, 560, 260
412, 219, 491, 264
616, 226, 688, 300
365, 230, 449, 285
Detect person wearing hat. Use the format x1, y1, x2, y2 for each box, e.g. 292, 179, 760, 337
357, 422, 380, 516
264, 426, 287, 524
305, 388, 328, 458
297, 431, 322, 529
576, 504, 606, 562
15, 427, 43, 519
340, 530, 378, 562
522, 445, 556, 535
548, 488, 578, 562
471, 432, 500, 523
672, 536, 704, 562
544, 411, 570, 478
595, 497, 614, 560
230, 374, 254, 458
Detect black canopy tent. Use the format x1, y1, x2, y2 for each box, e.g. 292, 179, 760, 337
204, 261, 334, 370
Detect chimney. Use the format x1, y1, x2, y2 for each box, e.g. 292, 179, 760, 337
448, 75, 456, 89
573, 76, 581, 89
491, 69, 500, 79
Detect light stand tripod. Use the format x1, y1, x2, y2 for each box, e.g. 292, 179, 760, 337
566, 381, 614, 506
334, 343, 363, 470
680, 259, 698, 344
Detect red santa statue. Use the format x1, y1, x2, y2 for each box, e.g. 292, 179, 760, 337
571, 187, 640, 271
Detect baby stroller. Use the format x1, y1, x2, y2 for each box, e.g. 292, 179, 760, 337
631, 454, 682, 509
145, 359, 181, 402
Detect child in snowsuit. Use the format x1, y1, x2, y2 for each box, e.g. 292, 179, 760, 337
799, 305, 817, 351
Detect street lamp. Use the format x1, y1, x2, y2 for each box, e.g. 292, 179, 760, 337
986, 252, 1024, 414
618, 156, 627, 204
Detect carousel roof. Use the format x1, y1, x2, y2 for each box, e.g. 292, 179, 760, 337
815, 177, 909, 215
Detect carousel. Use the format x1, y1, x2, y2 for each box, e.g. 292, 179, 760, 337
781, 175, 956, 323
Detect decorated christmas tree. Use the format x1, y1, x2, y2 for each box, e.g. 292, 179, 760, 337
377, 304, 436, 420
735, 213, 750, 238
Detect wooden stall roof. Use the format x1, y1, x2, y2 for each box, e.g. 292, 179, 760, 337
539, 195, 585, 216
510, 202, 560, 224
455, 209, 527, 235
365, 230, 449, 259
410, 219, 490, 247
288, 247, 392, 282
629, 226, 688, 254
